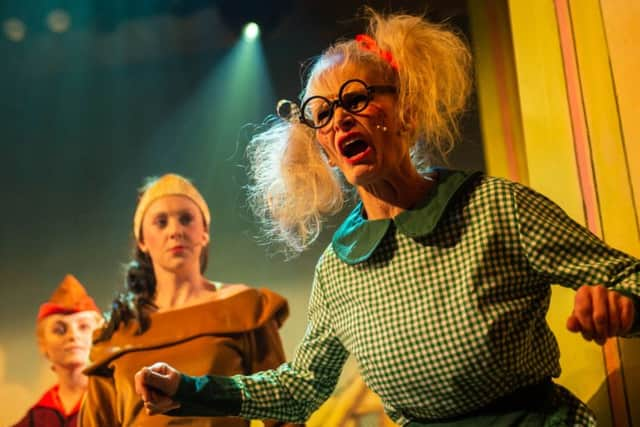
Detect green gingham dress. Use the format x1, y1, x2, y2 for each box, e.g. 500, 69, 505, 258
172, 170, 640, 426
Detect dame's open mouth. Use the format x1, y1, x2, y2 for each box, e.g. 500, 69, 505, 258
340, 138, 370, 158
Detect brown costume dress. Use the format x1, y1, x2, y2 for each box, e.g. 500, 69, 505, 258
79, 286, 299, 427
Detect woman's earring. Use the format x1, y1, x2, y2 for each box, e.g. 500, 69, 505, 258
376, 124, 388, 132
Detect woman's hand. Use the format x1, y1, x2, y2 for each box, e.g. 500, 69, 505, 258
567, 285, 636, 345
134, 362, 182, 415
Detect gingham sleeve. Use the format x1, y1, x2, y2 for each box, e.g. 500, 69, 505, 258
511, 181, 640, 334
231, 260, 349, 422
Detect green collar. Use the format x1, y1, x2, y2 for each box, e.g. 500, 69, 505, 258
332, 169, 481, 265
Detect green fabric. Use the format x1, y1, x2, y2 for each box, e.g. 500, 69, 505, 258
404, 379, 570, 427
332, 169, 481, 264
170, 374, 243, 417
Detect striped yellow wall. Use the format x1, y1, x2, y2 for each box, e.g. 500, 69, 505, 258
600, 0, 640, 238
569, 1, 640, 424
597, 3, 640, 426
503, 2, 611, 421
469, 0, 640, 425
468, 0, 528, 183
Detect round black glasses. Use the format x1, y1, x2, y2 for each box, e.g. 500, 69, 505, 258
300, 79, 396, 129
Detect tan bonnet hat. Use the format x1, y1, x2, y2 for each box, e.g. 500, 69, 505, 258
132, 174, 210, 241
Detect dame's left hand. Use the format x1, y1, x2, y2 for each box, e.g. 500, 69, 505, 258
567, 284, 635, 345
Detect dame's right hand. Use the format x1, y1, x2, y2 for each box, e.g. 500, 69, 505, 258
134, 362, 182, 415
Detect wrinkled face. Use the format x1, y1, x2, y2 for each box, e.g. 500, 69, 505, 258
138, 195, 209, 274
307, 64, 407, 187
39, 311, 99, 370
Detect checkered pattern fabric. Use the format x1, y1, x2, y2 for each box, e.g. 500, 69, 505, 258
235, 174, 640, 426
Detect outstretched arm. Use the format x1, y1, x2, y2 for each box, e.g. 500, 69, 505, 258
512, 182, 640, 342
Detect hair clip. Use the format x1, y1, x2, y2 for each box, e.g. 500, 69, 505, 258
355, 34, 399, 70
276, 99, 302, 124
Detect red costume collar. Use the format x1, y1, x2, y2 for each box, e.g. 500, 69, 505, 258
33, 384, 82, 416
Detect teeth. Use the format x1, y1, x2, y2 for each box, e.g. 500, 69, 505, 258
343, 139, 362, 147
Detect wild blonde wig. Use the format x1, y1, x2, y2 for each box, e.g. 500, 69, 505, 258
246, 9, 472, 254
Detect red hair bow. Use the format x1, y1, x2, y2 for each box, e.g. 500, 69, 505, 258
355, 34, 399, 70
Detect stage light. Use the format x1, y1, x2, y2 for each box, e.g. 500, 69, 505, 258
243, 22, 260, 40
3, 18, 26, 42
46, 9, 71, 33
